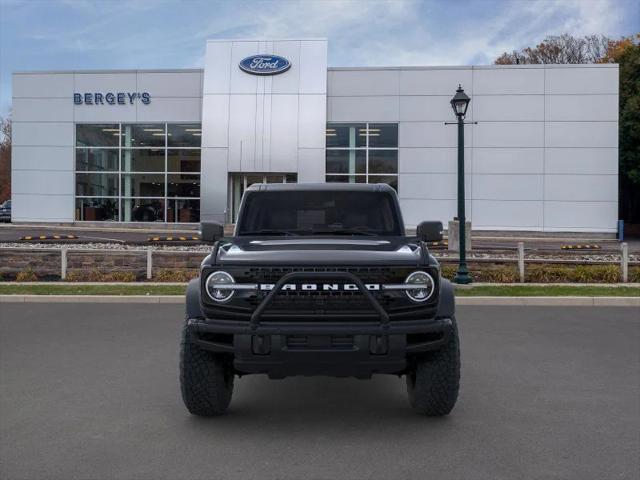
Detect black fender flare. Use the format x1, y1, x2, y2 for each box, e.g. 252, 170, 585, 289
436, 278, 455, 318
186, 278, 204, 319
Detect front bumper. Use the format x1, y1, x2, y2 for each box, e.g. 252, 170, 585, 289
192, 270, 450, 378
186, 317, 452, 378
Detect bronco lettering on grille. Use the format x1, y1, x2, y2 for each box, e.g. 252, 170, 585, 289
259, 283, 381, 291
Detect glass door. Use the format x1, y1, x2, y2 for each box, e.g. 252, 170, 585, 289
229, 173, 297, 223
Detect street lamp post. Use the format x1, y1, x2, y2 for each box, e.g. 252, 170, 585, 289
450, 85, 472, 284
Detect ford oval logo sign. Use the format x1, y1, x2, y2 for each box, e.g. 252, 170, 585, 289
239, 55, 291, 75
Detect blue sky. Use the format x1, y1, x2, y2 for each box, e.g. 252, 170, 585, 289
0, 0, 638, 116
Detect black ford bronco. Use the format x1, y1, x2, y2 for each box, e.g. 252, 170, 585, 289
180, 183, 460, 416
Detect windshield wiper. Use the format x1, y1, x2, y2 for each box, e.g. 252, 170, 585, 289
308, 228, 377, 236
240, 229, 299, 236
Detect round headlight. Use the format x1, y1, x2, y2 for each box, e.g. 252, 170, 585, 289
405, 271, 435, 302
205, 271, 235, 303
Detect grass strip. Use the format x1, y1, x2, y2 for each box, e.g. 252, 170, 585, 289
0, 284, 186, 296
455, 285, 640, 297
0, 284, 639, 297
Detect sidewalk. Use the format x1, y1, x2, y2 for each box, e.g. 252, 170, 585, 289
1, 294, 638, 306
1, 282, 639, 307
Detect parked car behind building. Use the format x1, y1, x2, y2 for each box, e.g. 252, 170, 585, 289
0, 200, 11, 222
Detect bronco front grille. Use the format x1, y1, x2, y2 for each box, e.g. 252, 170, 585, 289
247, 289, 391, 315
239, 266, 409, 285
203, 265, 438, 321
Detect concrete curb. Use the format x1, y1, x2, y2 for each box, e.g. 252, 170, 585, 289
454, 282, 640, 288
0, 281, 188, 286
456, 296, 640, 306
1, 295, 638, 306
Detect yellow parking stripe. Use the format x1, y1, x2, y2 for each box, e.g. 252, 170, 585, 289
561, 244, 601, 250
149, 235, 199, 242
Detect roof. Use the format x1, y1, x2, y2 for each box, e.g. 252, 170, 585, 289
13, 68, 203, 75
328, 64, 618, 71
246, 182, 395, 192
13, 64, 617, 76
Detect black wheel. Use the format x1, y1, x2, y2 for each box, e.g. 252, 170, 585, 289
179, 321, 234, 416
406, 316, 460, 416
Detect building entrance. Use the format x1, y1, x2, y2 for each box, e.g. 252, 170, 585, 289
228, 173, 297, 223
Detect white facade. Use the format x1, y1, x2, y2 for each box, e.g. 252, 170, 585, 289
11, 38, 619, 232
11, 69, 204, 222
201, 39, 327, 222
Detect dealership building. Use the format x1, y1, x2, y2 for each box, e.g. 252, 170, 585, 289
11, 39, 619, 232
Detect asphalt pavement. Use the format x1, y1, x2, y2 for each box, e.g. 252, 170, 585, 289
0, 303, 638, 480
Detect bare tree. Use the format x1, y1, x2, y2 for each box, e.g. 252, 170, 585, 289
495, 34, 611, 64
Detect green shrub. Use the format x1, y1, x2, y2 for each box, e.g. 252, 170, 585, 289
526, 264, 620, 283
65, 271, 84, 282
106, 271, 137, 282
76, 269, 103, 282
573, 264, 619, 283
66, 268, 197, 282
153, 269, 199, 282
472, 264, 519, 283
440, 263, 518, 283
440, 265, 457, 280
16, 268, 38, 282
439, 262, 623, 283
66, 269, 138, 282
629, 266, 640, 283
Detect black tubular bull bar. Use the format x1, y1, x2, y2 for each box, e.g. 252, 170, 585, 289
249, 271, 390, 331
190, 269, 452, 372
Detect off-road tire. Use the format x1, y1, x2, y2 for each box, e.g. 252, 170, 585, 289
180, 321, 234, 416
406, 316, 460, 416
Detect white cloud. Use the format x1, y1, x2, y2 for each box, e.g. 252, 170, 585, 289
0, 0, 634, 115
552, 0, 625, 36
9, 0, 631, 67
192, 0, 629, 66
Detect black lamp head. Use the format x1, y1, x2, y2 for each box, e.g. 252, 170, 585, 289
451, 84, 470, 118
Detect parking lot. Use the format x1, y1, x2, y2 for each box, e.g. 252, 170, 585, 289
2, 223, 635, 253
1, 303, 638, 480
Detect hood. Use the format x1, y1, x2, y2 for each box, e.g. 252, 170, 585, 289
213, 237, 424, 266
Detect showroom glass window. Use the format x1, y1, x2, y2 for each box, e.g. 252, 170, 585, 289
75, 124, 201, 222
325, 123, 398, 191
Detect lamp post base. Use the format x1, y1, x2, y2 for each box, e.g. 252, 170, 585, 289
447, 220, 472, 252
453, 267, 473, 285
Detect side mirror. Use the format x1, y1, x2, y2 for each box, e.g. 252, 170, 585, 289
417, 221, 443, 242
200, 221, 224, 243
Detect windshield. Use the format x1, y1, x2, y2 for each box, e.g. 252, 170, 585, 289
237, 190, 402, 236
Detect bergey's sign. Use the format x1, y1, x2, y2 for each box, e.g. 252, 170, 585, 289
74, 92, 151, 105
239, 55, 291, 75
